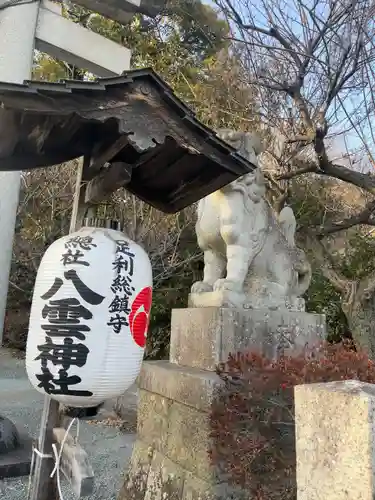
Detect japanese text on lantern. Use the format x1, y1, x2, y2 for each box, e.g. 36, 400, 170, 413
35, 236, 104, 397
107, 240, 135, 334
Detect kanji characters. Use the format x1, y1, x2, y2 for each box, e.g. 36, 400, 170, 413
61, 248, 89, 267
36, 367, 93, 396
42, 298, 92, 324
110, 275, 135, 295
107, 314, 129, 334
109, 296, 131, 315
108, 240, 135, 335
35, 236, 101, 398
41, 271, 105, 306
65, 235, 97, 251
36, 337, 89, 370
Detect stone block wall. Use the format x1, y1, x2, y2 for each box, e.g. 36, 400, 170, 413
118, 308, 325, 500
118, 360, 227, 500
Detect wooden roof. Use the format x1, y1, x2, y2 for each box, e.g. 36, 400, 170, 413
0, 68, 256, 213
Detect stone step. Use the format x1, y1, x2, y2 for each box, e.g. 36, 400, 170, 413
139, 361, 221, 412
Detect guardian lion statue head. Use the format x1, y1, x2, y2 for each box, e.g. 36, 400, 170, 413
217, 129, 263, 160
217, 128, 266, 203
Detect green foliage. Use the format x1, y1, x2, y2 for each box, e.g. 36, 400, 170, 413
339, 232, 375, 281
164, 0, 229, 59
104, 0, 227, 63
35, 0, 228, 85
302, 231, 375, 343
304, 272, 348, 342
33, 53, 68, 81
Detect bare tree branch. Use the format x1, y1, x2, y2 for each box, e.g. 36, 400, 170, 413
275, 164, 317, 180
320, 161, 375, 193
215, 0, 375, 197
315, 199, 375, 236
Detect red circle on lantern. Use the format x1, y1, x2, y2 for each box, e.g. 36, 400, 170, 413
129, 286, 152, 348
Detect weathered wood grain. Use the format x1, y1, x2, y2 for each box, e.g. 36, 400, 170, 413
85, 161, 132, 203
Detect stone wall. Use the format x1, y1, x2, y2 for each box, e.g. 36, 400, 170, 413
118, 360, 227, 500
118, 307, 325, 500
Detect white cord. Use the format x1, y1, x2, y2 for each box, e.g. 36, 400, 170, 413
27, 418, 80, 500
27, 447, 53, 500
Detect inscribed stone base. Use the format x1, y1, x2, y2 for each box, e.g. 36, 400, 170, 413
170, 307, 326, 371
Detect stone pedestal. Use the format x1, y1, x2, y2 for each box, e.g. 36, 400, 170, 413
0, 415, 32, 479
0, 434, 32, 479
295, 381, 375, 500
118, 308, 325, 500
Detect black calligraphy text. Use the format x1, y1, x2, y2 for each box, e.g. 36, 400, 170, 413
35, 233, 101, 397
107, 240, 135, 334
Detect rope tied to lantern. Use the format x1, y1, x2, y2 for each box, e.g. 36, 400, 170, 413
27, 418, 80, 500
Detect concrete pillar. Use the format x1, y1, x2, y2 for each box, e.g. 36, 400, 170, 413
0, 0, 40, 343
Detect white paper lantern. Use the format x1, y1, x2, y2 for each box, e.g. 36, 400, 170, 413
26, 227, 152, 407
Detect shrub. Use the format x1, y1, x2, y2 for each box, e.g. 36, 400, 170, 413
210, 341, 375, 499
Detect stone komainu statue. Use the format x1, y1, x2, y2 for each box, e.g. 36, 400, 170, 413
190, 129, 312, 311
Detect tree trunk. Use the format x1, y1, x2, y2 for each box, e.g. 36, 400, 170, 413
344, 291, 375, 360
303, 236, 375, 358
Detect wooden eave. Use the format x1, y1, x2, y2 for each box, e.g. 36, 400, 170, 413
0, 68, 256, 213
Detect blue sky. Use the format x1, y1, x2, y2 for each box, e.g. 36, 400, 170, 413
202, 0, 374, 171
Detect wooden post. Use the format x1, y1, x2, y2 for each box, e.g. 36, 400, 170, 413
70, 156, 92, 233
29, 156, 92, 500
28, 398, 60, 500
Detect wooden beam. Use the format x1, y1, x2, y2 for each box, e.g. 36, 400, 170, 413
87, 136, 130, 180
85, 161, 132, 203
52, 428, 94, 498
